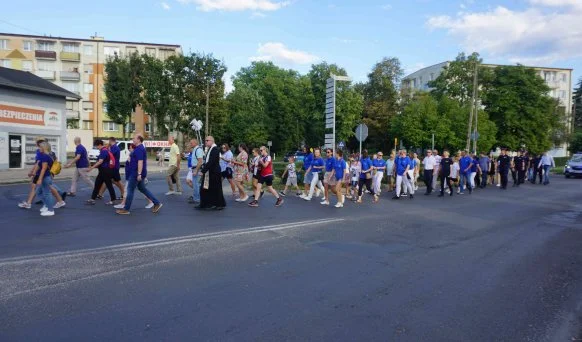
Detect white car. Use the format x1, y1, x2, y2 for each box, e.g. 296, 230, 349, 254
89, 141, 132, 166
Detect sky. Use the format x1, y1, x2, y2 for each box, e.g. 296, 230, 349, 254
2, 0, 581, 93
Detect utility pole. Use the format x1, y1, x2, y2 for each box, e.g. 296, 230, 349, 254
205, 81, 210, 137
466, 62, 478, 151
472, 72, 479, 154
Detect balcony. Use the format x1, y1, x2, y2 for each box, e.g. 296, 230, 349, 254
34, 70, 55, 80
60, 51, 80, 62
66, 110, 80, 120
60, 71, 81, 81
35, 50, 56, 60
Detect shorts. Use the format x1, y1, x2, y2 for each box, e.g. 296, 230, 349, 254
259, 175, 274, 186
222, 168, 233, 180
186, 170, 193, 182
32, 175, 39, 184
304, 171, 313, 184
387, 175, 394, 184
286, 176, 298, 186
324, 172, 337, 186
113, 169, 121, 182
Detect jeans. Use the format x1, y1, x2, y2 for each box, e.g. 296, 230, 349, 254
543, 165, 551, 184
460, 173, 470, 193
481, 172, 488, 188
38, 175, 55, 210
192, 174, 201, 201
124, 176, 160, 211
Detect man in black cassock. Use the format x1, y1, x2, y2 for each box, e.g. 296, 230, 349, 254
196, 136, 226, 210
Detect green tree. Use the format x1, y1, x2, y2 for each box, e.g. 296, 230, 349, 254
362, 57, 403, 151
482, 65, 562, 152
573, 77, 582, 130
391, 92, 441, 149
226, 84, 269, 147
569, 132, 582, 154
103, 52, 143, 138
140, 54, 172, 138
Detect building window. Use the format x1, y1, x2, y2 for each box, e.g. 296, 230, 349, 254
62, 82, 80, 94
37, 41, 55, 51
82, 101, 94, 111
37, 61, 55, 71
62, 43, 80, 53
84, 83, 94, 93
145, 48, 156, 57
126, 46, 137, 55
560, 90, 566, 98
145, 123, 151, 132
23, 41, 32, 51
561, 73, 567, 82
159, 49, 175, 59
104, 46, 120, 57
84, 45, 93, 56
82, 121, 93, 130
125, 123, 136, 133
1, 59, 11, 68
83, 64, 93, 74
22, 60, 33, 71
0, 39, 8, 50
430, 73, 434, 81
103, 122, 118, 132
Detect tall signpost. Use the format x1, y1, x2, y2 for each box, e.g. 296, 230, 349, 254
325, 74, 352, 156
355, 123, 368, 157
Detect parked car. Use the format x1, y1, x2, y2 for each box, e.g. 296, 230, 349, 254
564, 153, 582, 178
89, 140, 132, 166
156, 148, 171, 162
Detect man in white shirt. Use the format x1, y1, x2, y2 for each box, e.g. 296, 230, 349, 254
538, 152, 555, 185
432, 149, 442, 192
422, 150, 436, 195
220, 143, 236, 197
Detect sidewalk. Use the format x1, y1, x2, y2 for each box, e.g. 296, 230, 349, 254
0, 161, 184, 185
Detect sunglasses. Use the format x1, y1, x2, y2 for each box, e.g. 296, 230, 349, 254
205, 139, 211, 142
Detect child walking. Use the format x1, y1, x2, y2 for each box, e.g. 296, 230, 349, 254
279, 156, 301, 197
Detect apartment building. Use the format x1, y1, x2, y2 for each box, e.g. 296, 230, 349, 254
0, 33, 182, 138
402, 61, 574, 156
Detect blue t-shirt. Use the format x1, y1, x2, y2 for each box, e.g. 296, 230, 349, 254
303, 153, 313, 170
375, 158, 387, 170
128, 144, 148, 178
360, 157, 372, 179
75, 144, 89, 168
410, 158, 418, 169
471, 158, 479, 173
98, 148, 111, 170
325, 157, 335, 172
334, 158, 346, 180
311, 157, 324, 173
36, 153, 53, 176
396, 156, 411, 176
34, 149, 41, 167
109, 143, 121, 169
460, 156, 473, 174
187, 152, 193, 168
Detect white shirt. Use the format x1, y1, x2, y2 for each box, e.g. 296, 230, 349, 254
539, 155, 555, 168
450, 162, 460, 178
422, 156, 436, 170
434, 155, 442, 172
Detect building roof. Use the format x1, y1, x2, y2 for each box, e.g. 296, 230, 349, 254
0, 67, 82, 100
0, 32, 181, 48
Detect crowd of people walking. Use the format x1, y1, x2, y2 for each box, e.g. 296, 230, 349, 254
17, 134, 558, 216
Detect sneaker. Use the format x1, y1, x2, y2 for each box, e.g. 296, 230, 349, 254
357, 197, 362, 203
299, 194, 306, 199
459, 192, 465, 195
114, 204, 125, 209
40, 206, 48, 212
401, 194, 408, 197
409, 194, 414, 199
53, 201, 66, 209
303, 196, 312, 201
18, 202, 31, 209
248, 200, 259, 207
104, 201, 114, 205
152, 203, 163, 213
320, 200, 328, 205
296, 192, 302, 196
165, 191, 175, 196
373, 194, 379, 203
279, 191, 287, 197
85, 199, 96, 205
40, 210, 55, 217
145, 202, 154, 209
334, 202, 343, 208
275, 197, 284, 207
496, 184, 501, 187
239, 196, 249, 202
392, 195, 399, 200
66, 192, 76, 197
96, 195, 103, 200
175, 192, 183, 195
116, 209, 130, 215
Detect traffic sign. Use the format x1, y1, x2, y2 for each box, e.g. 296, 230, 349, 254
338, 141, 345, 149
267, 141, 272, 147
355, 124, 368, 142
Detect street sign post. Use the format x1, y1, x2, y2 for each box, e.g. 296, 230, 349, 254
324, 74, 352, 155
338, 141, 345, 149
355, 123, 368, 157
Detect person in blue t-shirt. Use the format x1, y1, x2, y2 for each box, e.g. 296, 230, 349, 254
459, 150, 474, 194
321, 148, 336, 205
107, 137, 124, 199
372, 152, 387, 195
87, 139, 117, 205
470, 153, 480, 191
116, 134, 162, 215
331, 150, 348, 208
34, 141, 56, 216
357, 150, 378, 203
64, 137, 94, 196
392, 149, 415, 200
301, 146, 314, 198
304, 148, 325, 201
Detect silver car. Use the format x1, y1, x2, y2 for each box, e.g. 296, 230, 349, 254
564, 153, 582, 178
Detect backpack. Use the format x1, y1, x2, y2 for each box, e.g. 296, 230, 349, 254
49, 152, 61, 176
103, 148, 116, 169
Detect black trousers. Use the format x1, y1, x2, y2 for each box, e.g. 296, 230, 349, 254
440, 175, 453, 194
358, 178, 374, 197
518, 170, 526, 184
532, 168, 542, 184
424, 170, 433, 193
92, 168, 116, 201
511, 169, 518, 184
500, 169, 509, 189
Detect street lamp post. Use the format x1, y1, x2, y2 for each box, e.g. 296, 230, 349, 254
205, 80, 210, 137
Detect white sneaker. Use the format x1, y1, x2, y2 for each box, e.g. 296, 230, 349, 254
114, 204, 125, 209
18, 202, 31, 209
175, 192, 183, 195
145, 202, 154, 209
303, 196, 312, 201
40, 210, 55, 217
321, 201, 329, 206
496, 184, 501, 187
334, 202, 343, 208
53, 201, 66, 209
40, 206, 48, 212
165, 191, 175, 196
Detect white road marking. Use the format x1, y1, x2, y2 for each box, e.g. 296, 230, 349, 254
0, 218, 345, 266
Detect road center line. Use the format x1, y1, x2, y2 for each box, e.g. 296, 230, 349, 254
0, 218, 345, 266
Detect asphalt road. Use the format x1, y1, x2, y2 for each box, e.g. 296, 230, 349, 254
1, 172, 582, 341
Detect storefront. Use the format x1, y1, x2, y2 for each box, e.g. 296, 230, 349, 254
0, 67, 80, 170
